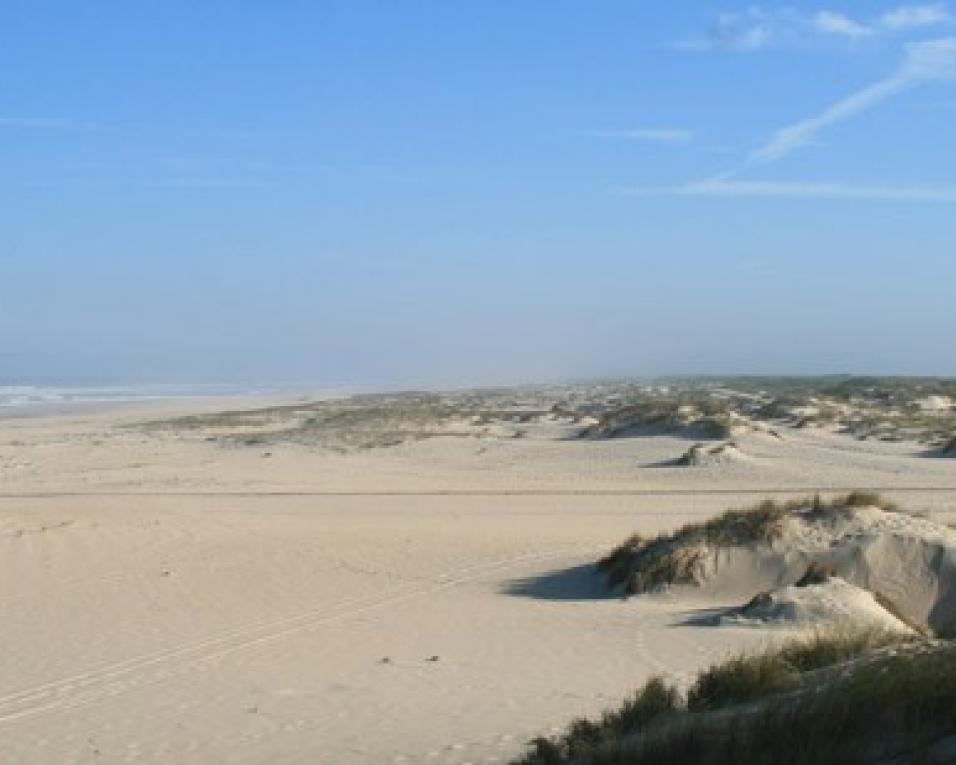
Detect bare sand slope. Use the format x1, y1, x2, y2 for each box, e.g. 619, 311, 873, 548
0, 400, 953, 764
1, 494, 774, 764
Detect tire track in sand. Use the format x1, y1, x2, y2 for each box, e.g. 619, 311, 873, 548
0, 547, 600, 725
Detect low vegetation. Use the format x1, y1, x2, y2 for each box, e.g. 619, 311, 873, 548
576, 404, 735, 441
596, 493, 897, 594
522, 678, 681, 764
512, 630, 953, 765
686, 628, 902, 711
523, 495, 956, 762
572, 376, 956, 447
136, 376, 956, 452
137, 390, 555, 451
675, 441, 741, 466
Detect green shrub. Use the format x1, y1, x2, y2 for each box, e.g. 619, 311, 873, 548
513, 676, 680, 764
686, 652, 797, 711
839, 491, 898, 513
510, 630, 932, 765
776, 627, 902, 672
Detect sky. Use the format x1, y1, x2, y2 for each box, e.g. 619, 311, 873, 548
1, 2, 955, 386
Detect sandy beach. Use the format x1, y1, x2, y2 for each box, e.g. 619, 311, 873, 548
2, 392, 954, 764
8, 3, 956, 759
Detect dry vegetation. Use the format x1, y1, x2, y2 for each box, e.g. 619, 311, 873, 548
532, 495, 956, 762
675, 440, 741, 466
136, 377, 956, 454
513, 629, 956, 764
138, 390, 557, 451
566, 376, 955, 448
943, 436, 956, 457
596, 492, 897, 594
135, 376, 955, 453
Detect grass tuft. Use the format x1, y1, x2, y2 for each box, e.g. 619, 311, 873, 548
514, 676, 681, 765
597, 494, 901, 595
775, 627, 903, 672
511, 629, 923, 765
839, 490, 898, 513
686, 628, 905, 712
686, 652, 796, 711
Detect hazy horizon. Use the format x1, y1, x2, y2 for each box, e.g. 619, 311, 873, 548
3, 371, 955, 396
3, 2, 954, 386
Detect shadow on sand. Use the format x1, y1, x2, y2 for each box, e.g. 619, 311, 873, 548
640, 457, 685, 468
919, 445, 956, 459
670, 607, 729, 627
503, 563, 620, 601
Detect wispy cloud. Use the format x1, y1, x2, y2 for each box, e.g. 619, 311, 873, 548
675, 8, 789, 52
587, 128, 693, 144
882, 4, 951, 30
680, 4, 952, 51
621, 177, 956, 202
814, 11, 874, 38
708, 10, 774, 51
639, 9, 956, 206
750, 37, 956, 163
815, 5, 951, 37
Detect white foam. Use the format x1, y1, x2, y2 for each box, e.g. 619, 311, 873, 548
0, 384, 271, 411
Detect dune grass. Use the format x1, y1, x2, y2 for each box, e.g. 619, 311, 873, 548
775, 626, 904, 671
522, 677, 680, 765
686, 628, 903, 711
134, 377, 955, 454
513, 629, 935, 765
596, 493, 899, 595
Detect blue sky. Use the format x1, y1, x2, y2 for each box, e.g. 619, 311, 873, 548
2, 2, 954, 385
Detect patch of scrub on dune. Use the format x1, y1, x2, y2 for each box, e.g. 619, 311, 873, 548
129, 376, 956, 454
576, 405, 737, 441
132, 390, 562, 452
597, 493, 956, 636
675, 440, 746, 467
513, 629, 956, 765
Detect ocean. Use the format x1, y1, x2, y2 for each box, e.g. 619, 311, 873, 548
0, 384, 268, 412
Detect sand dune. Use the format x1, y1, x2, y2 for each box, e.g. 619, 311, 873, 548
1, 391, 954, 763
731, 577, 915, 632
598, 495, 956, 634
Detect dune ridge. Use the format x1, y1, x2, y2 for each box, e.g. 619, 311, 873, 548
598, 493, 956, 635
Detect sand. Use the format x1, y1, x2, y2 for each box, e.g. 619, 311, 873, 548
1, 396, 955, 764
